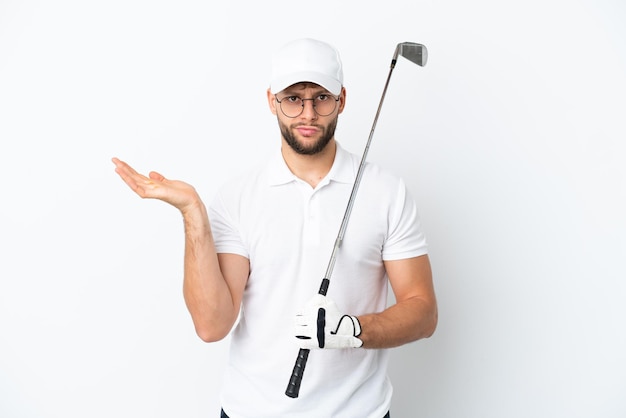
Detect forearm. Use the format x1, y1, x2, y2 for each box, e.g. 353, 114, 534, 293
111, 158, 242, 340
357, 296, 438, 349
181, 199, 239, 342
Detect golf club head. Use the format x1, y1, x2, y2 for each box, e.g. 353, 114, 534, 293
393, 42, 428, 67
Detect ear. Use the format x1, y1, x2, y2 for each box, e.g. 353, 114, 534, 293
267, 88, 278, 115
337, 87, 347, 115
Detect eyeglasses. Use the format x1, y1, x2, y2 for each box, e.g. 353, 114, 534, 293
275, 94, 340, 118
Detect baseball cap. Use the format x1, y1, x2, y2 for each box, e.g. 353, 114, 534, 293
270, 38, 343, 95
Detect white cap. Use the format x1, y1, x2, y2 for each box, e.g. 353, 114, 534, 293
270, 38, 343, 95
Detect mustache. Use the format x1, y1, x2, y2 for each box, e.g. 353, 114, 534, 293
291, 122, 323, 129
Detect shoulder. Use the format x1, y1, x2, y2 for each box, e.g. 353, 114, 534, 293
362, 160, 408, 200
337, 142, 406, 187
214, 161, 268, 202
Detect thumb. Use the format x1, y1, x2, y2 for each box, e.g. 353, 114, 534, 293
149, 171, 166, 182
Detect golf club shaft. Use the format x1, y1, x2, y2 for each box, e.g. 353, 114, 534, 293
285, 57, 399, 399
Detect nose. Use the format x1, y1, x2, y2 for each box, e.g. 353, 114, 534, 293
300, 98, 318, 119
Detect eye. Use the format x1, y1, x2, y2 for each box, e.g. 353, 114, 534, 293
316, 94, 330, 102
285, 96, 301, 104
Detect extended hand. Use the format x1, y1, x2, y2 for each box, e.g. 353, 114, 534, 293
112, 157, 199, 213
294, 294, 363, 349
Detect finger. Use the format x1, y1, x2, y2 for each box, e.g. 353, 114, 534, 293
112, 158, 139, 181
112, 157, 152, 181
149, 171, 166, 182
115, 167, 146, 195
112, 157, 138, 176
305, 294, 327, 308
296, 339, 317, 350
112, 158, 158, 197
294, 315, 312, 326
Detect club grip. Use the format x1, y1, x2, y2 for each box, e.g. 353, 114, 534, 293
285, 348, 310, 398
285, 278, 329, 398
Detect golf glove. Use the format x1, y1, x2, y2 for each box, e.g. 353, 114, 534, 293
294, 294, 363, 349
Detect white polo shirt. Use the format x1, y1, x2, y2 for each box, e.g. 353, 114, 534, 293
209, 142, 428, 418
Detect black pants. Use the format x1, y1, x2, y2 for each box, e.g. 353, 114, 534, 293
221, 409, 390, 418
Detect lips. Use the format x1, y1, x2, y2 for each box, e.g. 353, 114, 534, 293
295, 126, 320, 137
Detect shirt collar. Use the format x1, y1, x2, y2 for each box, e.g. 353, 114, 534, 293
268, 142, 355, 187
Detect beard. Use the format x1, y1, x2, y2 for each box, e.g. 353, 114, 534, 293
279, 117, 338, 155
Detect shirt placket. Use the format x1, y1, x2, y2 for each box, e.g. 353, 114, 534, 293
300, 184, 321, 248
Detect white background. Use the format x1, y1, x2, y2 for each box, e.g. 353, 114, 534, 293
1, 0, 625, 417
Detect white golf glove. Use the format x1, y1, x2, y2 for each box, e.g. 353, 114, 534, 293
294, 294, 363, 349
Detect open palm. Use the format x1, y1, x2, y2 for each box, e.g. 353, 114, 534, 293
112, 157, 199, 213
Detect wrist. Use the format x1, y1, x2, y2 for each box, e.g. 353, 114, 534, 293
181, 198, 210, 232
354, 314, 374, 348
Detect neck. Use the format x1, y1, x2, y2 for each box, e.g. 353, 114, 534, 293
281, 139, 337, 188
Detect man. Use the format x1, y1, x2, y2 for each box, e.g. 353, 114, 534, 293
113, 38, 437, 418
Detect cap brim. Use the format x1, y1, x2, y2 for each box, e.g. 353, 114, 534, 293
270, 71, 342, 96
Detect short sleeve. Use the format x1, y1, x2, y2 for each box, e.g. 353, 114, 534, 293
382, 179, 428, 260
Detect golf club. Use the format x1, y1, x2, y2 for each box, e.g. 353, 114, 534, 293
285, 42, 428, 399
